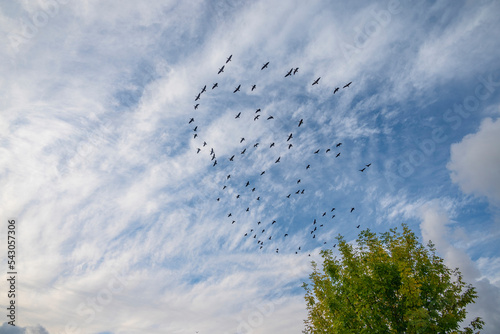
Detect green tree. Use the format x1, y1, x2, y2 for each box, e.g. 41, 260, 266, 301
302, 224, 484, 333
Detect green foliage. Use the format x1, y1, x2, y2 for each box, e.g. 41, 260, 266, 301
302, 224, 484, 334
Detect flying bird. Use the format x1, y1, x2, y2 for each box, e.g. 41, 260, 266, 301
229, 155, 235, 161
203, 141, 207, 147
286, 194, 291, 198
297, 179, 301, 184
226, 55, 232, 63
236, 194, 240, 198
254, 115, 260, 121
312, 77, 320, 85
228, 213, 232, 217
255, 109, 261, 113
193, 134, 198, 139
331, 208, 335, 211
322, 212, 326, 216
246, 181, 250, 187
275, 157, 281, 163
233, 85, 241, 93
189, 118, 194, 124
357, 225, 360, 228
298, 119, 303, 127
251, 85, 256, 91
287, 133, 293, 141
193, 126, 197, 131
326, 148, 331, 153
288, 144, 293, 149
254, 143, 259, 147
194, 104, 199, 110
333, 87, 339, 94
201, 85, 206, 94
213, 160, 217, 166
306, 164, 310, 169
261, 171, 265, 175
336, 152, 341, 158
351, 207, 355, 213
195, 93, 201, 101
293, 67, 299, 75
227, 175, 231, 180
270, 142, 275, 148
261, 62, 269, 70
218, 66, 225, 74
343, 82, 352, 88
314, 149, 320, 154
241, 148, 246, 154
235, 112, 241, 119
272, 220, 276, 224
359, 168, 366, 172
336, 143, 342, 147
212, 83, 218, 89
196, 148, 200, 153
267, 116, 274, 120
285, 68, 293, 77
366, 163, 371, 167
240, 137, 245, 143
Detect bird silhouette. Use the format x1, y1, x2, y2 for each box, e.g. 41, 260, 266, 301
288, 144, 293, 149
359, 168, 366, 172
203, 141, 207, 147
226, 55, 232, 63
256, 197, 260, 200
333, 87, 339, 94
217, 198, 220, 201
213, 160, 217, 166
272, 220, 276, 224
218, 66, 225, 74
267, 116, 274, 120
252, 188, 256, 192
235, 112, 241, 119
194, 104, 199, 110
193, 126, 198, 131
261, 62, 269, 70
189, 118, 194, 124
193, 134, 198, 139
298, 119, 303, 127
306, 165, 311, 169
201, 85, 206, 94
229, 155, 235, 161
351, 207, 355, 213
343, 82, 352, 88
322, 212, 326, 216
254, 143, 259, 148
357, 225, 360, 228
293, 67, 299, 75
260, 171, 265, 175
227, 175, 231, 180
195, 93, 201, 101
297, 179, 301, 184
336, 143, 342, 147
326, 148, 331, 153
336, 152, 341, 157
286, 194, 291, 198
284, 233, 288, 237
312, 77, 320, 85
210, 148, 214, 155
366, 163, 371, 167
254, 115, 260, 121
332, 215, 335, 218
251, 85, 256, 91
246, 181, 250, 187
228, 213, 232, 217
331, 208, 335, 211
275, 157, 281, 163
241, 148, 246, 154
233, 85, 241, 93
270, 142, 275, 148
285, 68, 293, 77
287, 133, 293, 141
236, 194, 240, 198
196, 148, 200, 153
314, 149, 320, 154
212, 83, 218, 89
255, 109, 261, 113
240, 137, 245, 143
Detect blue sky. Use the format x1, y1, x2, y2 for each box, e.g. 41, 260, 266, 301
1, 0, 499, 333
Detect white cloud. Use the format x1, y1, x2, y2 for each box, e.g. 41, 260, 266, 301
448, 117, 500, 206
419, 202, 500, 334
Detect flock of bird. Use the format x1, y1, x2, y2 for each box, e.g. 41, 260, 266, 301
187, 55, 371, 255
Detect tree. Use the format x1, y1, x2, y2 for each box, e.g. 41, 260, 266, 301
302, 224, 484, 333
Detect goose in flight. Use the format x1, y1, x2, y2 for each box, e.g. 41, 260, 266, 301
261, 62, 269, 70
314, 149, 320, 154
197, 148, 200, 153
270, 142, 275, 148
233, 84, 241, 93
218, 66, 225, 74
366, 163, 371, 167
213, 160, 217, 166
193, 126, 197, 131
306, 164, 310, 169
336, 152, 341, 157
251, 85, 256, 91
201, 85, 206, 94
267, 116, 274, 120
254, 143, 259, 148
312, 77, 320, 85
226, 55, 232, 63
326, 148, 331, 153
229, 155, 235, 161
241, 148, 246, 154
240, 137, 245, 143
203, 141, 207, 147
254, 115, 260, 121
298, 119, 303, 127
246, 181, 250, 187
255, 109, 261, 113
336, 142, 342, 147
343, 82, 352, 88
333, 87, 339, 94
288, 144, 293, 149
293, 67, 299, 75
261, 171, 265, 175
275, 157, 281, 163
351, 207, 355, 213
285, 68, 293, 77
195, 93, 201, 101
193, 134, 198, 139
287, 133, 293, 141
359, 168, 366, 172
212, 83, 218, 89
189, 118, 195, 124
235, 112, 241, 119
194, 104, 199, 110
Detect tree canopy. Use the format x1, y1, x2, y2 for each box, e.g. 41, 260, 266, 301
302, 224, 484, 333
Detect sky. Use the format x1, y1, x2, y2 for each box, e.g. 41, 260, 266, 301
0, 0, 499, 333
